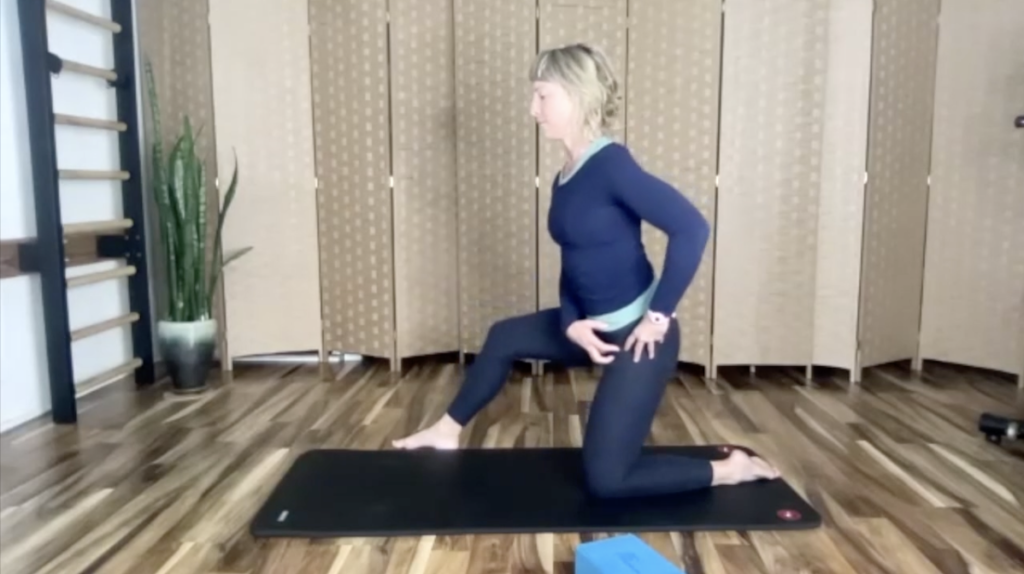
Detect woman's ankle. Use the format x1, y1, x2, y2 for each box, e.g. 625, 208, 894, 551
436, 414, 464, 435
709, 459, 734, 486
709, 451, 745, 486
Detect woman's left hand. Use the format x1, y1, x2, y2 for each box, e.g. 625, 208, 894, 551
624, 315, 670, 362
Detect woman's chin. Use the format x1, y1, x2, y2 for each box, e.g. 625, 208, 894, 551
539, 127, 562, 140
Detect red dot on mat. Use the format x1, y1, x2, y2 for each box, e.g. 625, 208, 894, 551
778, 509, 801, 521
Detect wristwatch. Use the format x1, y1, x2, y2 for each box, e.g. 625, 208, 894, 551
647, 310, 674, 325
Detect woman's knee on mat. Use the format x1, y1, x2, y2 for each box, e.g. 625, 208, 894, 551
580, 439, 639, 498
582, 455, 630, 498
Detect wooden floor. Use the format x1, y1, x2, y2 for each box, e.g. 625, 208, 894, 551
1, 357, 1022, 574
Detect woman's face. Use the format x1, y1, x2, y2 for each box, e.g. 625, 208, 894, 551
531, 80, 576, 140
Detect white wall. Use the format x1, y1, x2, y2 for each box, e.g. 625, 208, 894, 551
1, 0, 139, 432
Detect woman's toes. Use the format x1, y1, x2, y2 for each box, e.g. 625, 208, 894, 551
392, 434, 422, 449
752, 456, 779, 479
391, 427, 459, 450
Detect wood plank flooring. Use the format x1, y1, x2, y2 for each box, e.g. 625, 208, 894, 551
1, 357, 1022, 573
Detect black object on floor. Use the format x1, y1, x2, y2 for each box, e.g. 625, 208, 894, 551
250, 445, 821, 538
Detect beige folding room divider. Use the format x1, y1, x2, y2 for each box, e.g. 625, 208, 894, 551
856, 0, 941, 377
918, 0, 1024, 382
811, 0, 873, 377
713, 0, 834, 372
625, 0, 722, 369
206, 0, 323, 360
135, 0, 1023, 386
712, 0, 953, 382
310, 0, 463, 370
388, 0, 461, 363
308, 0, 396, 364
453, 0, 539, 354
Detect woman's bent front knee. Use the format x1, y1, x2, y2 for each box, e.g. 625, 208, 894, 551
479, 311, 556, 359
480, 316, 520, 356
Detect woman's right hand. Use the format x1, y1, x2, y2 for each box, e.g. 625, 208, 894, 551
566, 319, 620, 364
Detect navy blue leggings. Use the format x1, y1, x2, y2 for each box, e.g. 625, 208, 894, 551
447, 308, 713, 498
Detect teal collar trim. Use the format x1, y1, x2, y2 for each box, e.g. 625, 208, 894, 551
558, 135, 613, 185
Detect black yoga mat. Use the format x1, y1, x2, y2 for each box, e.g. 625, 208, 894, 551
250, 445, 821, 538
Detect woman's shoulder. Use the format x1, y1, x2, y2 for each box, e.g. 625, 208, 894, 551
592, 141, 645, 177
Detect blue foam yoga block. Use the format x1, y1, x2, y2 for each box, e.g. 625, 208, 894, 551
575, 534, 685, 574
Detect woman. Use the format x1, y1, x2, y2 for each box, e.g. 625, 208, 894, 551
393, 43, 780, 498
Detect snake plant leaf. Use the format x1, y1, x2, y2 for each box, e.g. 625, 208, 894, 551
221, 246, 253, 268
170, 138, 191, 319
145, 55, 248, 324
208, 150, 241, 303
196, 160, 208, 318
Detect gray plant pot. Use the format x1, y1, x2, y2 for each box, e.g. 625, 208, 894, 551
158, 318, 217, 393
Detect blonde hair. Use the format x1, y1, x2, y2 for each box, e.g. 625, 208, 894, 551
529, 43, 620, 138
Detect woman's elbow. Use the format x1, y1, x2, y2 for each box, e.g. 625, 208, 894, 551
665, 217, 710, 254
691, 214, 711, 249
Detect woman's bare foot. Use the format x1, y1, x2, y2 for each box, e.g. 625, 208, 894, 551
710, 449, 781, 486
392, 414, 463, 450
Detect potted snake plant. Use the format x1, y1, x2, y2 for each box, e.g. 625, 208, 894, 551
144, 59, 249, 393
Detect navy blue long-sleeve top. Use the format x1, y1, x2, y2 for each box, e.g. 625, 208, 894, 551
547, 142, 711, 333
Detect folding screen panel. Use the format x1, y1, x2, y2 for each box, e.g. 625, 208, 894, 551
713, 0, 829, 370
919, 0, 1024, 382
536, 0, 628, 310
208, 0, 322, 359
454, 0, 538, 353
136, 0, 214, 210
309, 0, 394, 362
625, 0, 721, 369
135, 0, 226, 360
857, 0, 939, 370
389, 0, 460, 361
138, 0, 1019, 384
811, 0, 873, 375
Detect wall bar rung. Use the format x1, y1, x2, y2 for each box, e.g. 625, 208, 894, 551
59, 59, 117, 82
59, 169, 130, 180
75, 357, 142, 398
54, 113, 126, 131
45, 0, 121, 33
66, 264, 136, 288
63, 218, 133, 236
70, 312, 139, 341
